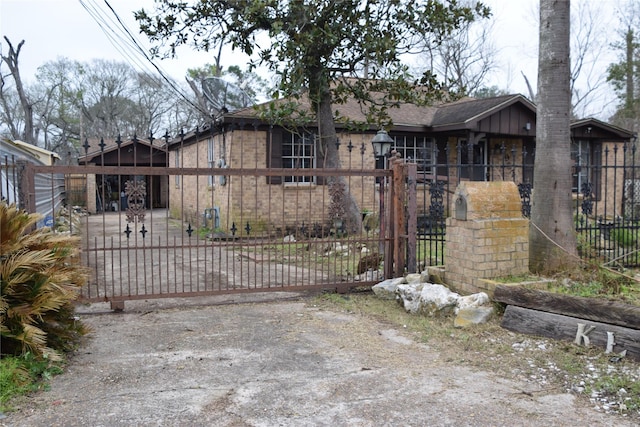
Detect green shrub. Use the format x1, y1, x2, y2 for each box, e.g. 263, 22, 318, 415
0, 203, 90, 361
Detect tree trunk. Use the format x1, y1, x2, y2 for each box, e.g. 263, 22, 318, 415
530, 0, 577, 273
0, 74, 21, 139
316, 90, 362, 234
1, 37, 35, 145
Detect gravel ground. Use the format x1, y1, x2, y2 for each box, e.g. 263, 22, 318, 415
1, 292, 637, 427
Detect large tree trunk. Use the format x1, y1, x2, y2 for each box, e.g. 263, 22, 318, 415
316, 90, 362, 234
530, 0, 577, 273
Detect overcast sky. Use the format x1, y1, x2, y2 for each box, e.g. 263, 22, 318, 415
0, 0, 620, 119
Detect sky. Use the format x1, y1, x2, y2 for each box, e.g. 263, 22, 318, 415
0, 0, 217, 83
0, 0, 622, 120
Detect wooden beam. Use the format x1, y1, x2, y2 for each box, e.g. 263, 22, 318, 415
501, 305, 640, 360
494, 285, 640, 330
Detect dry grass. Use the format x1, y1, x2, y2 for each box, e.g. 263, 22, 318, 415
312, 291, 640, 420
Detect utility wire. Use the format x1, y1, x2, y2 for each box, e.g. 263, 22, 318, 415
79, 0, 157, 77
78, 0, 211, 118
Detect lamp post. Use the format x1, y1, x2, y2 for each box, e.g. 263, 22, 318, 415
371, 130, 393, 260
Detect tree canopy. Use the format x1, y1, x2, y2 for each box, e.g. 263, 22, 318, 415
136, 0, 490, 128
136, 0, 490, 233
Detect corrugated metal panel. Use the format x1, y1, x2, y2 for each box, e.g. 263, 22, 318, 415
1, 140, 65, 226
34, 172, 65, 226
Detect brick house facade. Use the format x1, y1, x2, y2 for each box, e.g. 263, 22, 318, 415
164, 95, 633, 230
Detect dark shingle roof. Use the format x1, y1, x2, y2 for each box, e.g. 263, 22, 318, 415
79, 137, 165, 162
224, 92, 535, 131
431, 94, 535, 128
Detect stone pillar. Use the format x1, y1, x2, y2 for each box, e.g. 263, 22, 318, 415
444, 181, 529, 295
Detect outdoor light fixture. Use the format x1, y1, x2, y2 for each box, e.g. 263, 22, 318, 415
523, 122, 531, 131
371, 130, 394, 158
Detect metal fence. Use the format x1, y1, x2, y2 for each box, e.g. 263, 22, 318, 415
410, 142, 534, 268
4, 140, 395, 308
573, 144, 640, 268
411, 141, 640, 269
6, 138, 640, 309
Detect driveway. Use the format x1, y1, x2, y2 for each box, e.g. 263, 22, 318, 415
1, 293, 632, 427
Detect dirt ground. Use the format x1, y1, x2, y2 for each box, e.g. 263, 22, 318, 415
1, 292, 635, 427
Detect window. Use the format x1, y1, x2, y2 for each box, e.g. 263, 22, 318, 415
571, 140, 590, 193
207, 137, 215, 187
393, 135, 436, 174
282, 131, 316, 183
458, 138, 488, 181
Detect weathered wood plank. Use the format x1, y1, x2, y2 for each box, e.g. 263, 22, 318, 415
494, 285, 640, 330
501, 305, 640, 360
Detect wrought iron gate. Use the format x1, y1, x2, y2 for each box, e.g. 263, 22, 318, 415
17, 163, 393, 309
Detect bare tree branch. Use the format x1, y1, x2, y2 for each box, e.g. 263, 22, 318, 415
1, 37, 35, 144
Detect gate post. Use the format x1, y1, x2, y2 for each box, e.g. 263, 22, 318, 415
385, 153, 417, 277
391, 157, 404, 277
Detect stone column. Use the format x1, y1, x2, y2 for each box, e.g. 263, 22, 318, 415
444, 181, 529, 295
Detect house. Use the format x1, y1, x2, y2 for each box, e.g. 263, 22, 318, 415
78, 136, 169, 213
165, 94, 634, 232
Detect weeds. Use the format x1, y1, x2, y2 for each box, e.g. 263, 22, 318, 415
0, 352, 64, 411
590, 373, 640, 411
610, 228, 638, 248
546, 262, 640, 305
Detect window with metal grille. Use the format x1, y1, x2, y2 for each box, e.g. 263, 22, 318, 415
392, 135, 436, 173
282, 131, 316, 183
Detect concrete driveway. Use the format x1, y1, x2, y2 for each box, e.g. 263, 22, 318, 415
2, 293, 632, 427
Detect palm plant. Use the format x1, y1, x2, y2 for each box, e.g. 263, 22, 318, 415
1, 203, 89, 360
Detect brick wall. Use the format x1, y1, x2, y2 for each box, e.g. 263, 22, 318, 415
597, 141, 624, 219
169, 129, 379, 235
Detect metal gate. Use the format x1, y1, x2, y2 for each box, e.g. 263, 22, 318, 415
16, 162, 397, 309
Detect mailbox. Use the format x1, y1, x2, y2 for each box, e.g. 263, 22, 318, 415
455, 195, 467, 220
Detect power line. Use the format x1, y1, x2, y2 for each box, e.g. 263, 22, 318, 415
79, 1, 155, 75
78, 0, 212, 119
